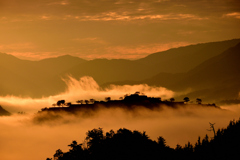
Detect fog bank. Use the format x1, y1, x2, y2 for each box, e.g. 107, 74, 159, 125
0, 76, 239, 160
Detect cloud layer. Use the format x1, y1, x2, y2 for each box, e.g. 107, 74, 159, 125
0, 0, 239, 60
0, 76, 174, 113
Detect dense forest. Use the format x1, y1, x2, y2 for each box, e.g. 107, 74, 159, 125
47, 118, 240, 160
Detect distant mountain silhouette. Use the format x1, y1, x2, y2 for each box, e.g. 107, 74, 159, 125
177, 42, 240, 102
136, 39, 240, 73
0, 39, 239, 98
109, 42, 240, 103
0, 105, 11, 116
62, 39, 240, 85
62, 59, 151, 84
0, 54, 86, 97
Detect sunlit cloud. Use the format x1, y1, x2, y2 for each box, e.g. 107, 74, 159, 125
0, 17, 7, 20
7, 51, 59, 61
40, 15, 51, 20
77, 12, 207, 21
223, 12, 240, 19
0, 43, 36, 50
6, 12, 205, 22
0, 76, 175, 113
48, 1, 69, 6
72, 37, 108, 45
84, 42, 190, 60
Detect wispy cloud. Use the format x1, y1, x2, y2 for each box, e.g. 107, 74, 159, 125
47, 1, 70, 6
223, 12, 240, 19
7, 52, 59, 61
0, 0, 239, 61
0, 76, 175, 112
0, 43, 36, 50
66, 12, 207, 21
69, 42, 190, 60
40, 15, 51, 20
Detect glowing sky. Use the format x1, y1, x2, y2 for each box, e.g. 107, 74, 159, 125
0, 0, 240, 60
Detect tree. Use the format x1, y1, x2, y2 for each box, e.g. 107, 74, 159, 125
183, 97, 190, 103
106, 129, 115, 139
105, 97, 111, 101
196, 98, 202, 104
157, 136, 166, 148
207, 122, 216, 137
90, 99, 95, 104
85, 128, 104, 151
54, 149, 63, 159
65, 102, 71, 106
85, 100, 89, 104
135, 91, 140, 95
57, 100, 65, 107
76, 100, 82, 104
170, 98, 175, 102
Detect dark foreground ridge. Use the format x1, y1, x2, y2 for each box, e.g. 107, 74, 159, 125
47, 118, 240, 160
39, 93, 219, 114
0, 105, 11, 116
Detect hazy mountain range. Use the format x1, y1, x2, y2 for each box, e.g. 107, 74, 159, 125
0, 39, 240, 103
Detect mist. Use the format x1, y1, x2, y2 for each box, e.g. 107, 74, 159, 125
0, 76, 239, 160
0, 76, 174, 113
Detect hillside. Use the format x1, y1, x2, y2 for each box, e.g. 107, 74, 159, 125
0, 106, 11, 116
48, 119, 240, 160
0, 54, 86, 97
111, 42, 240, 102
174, 42, 240, 102
136, 39, 240, 73
61, 39, 240, 86
62, 59, 152, 84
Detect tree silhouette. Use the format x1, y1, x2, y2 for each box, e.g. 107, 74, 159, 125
134, 91, 140, 95
207, 122, 216, 137
89, 99, 95, 104
105, 97, 111, 102
57, 100, 65, 107
84, 100, 89, 104
196, 98, 202, 104
66, 102, 71, 106
76, 100, 82, 104
48, 118, 240, 160
183, 97, 190, 103
170, 98, 175, 102
157, 136, 166, 148
54, 149, 63, 159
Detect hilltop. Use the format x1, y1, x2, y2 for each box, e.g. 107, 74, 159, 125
37, 93, 218, 117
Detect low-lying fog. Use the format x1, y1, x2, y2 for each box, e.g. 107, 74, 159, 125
0, 76, 239, 160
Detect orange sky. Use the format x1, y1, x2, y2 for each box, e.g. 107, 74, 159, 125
0, 0, 240, 60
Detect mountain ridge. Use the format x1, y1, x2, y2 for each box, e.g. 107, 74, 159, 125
0, 38, 239, 99
105, 42, 240, 103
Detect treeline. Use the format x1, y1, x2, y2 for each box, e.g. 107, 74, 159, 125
47, 119, 240, 160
